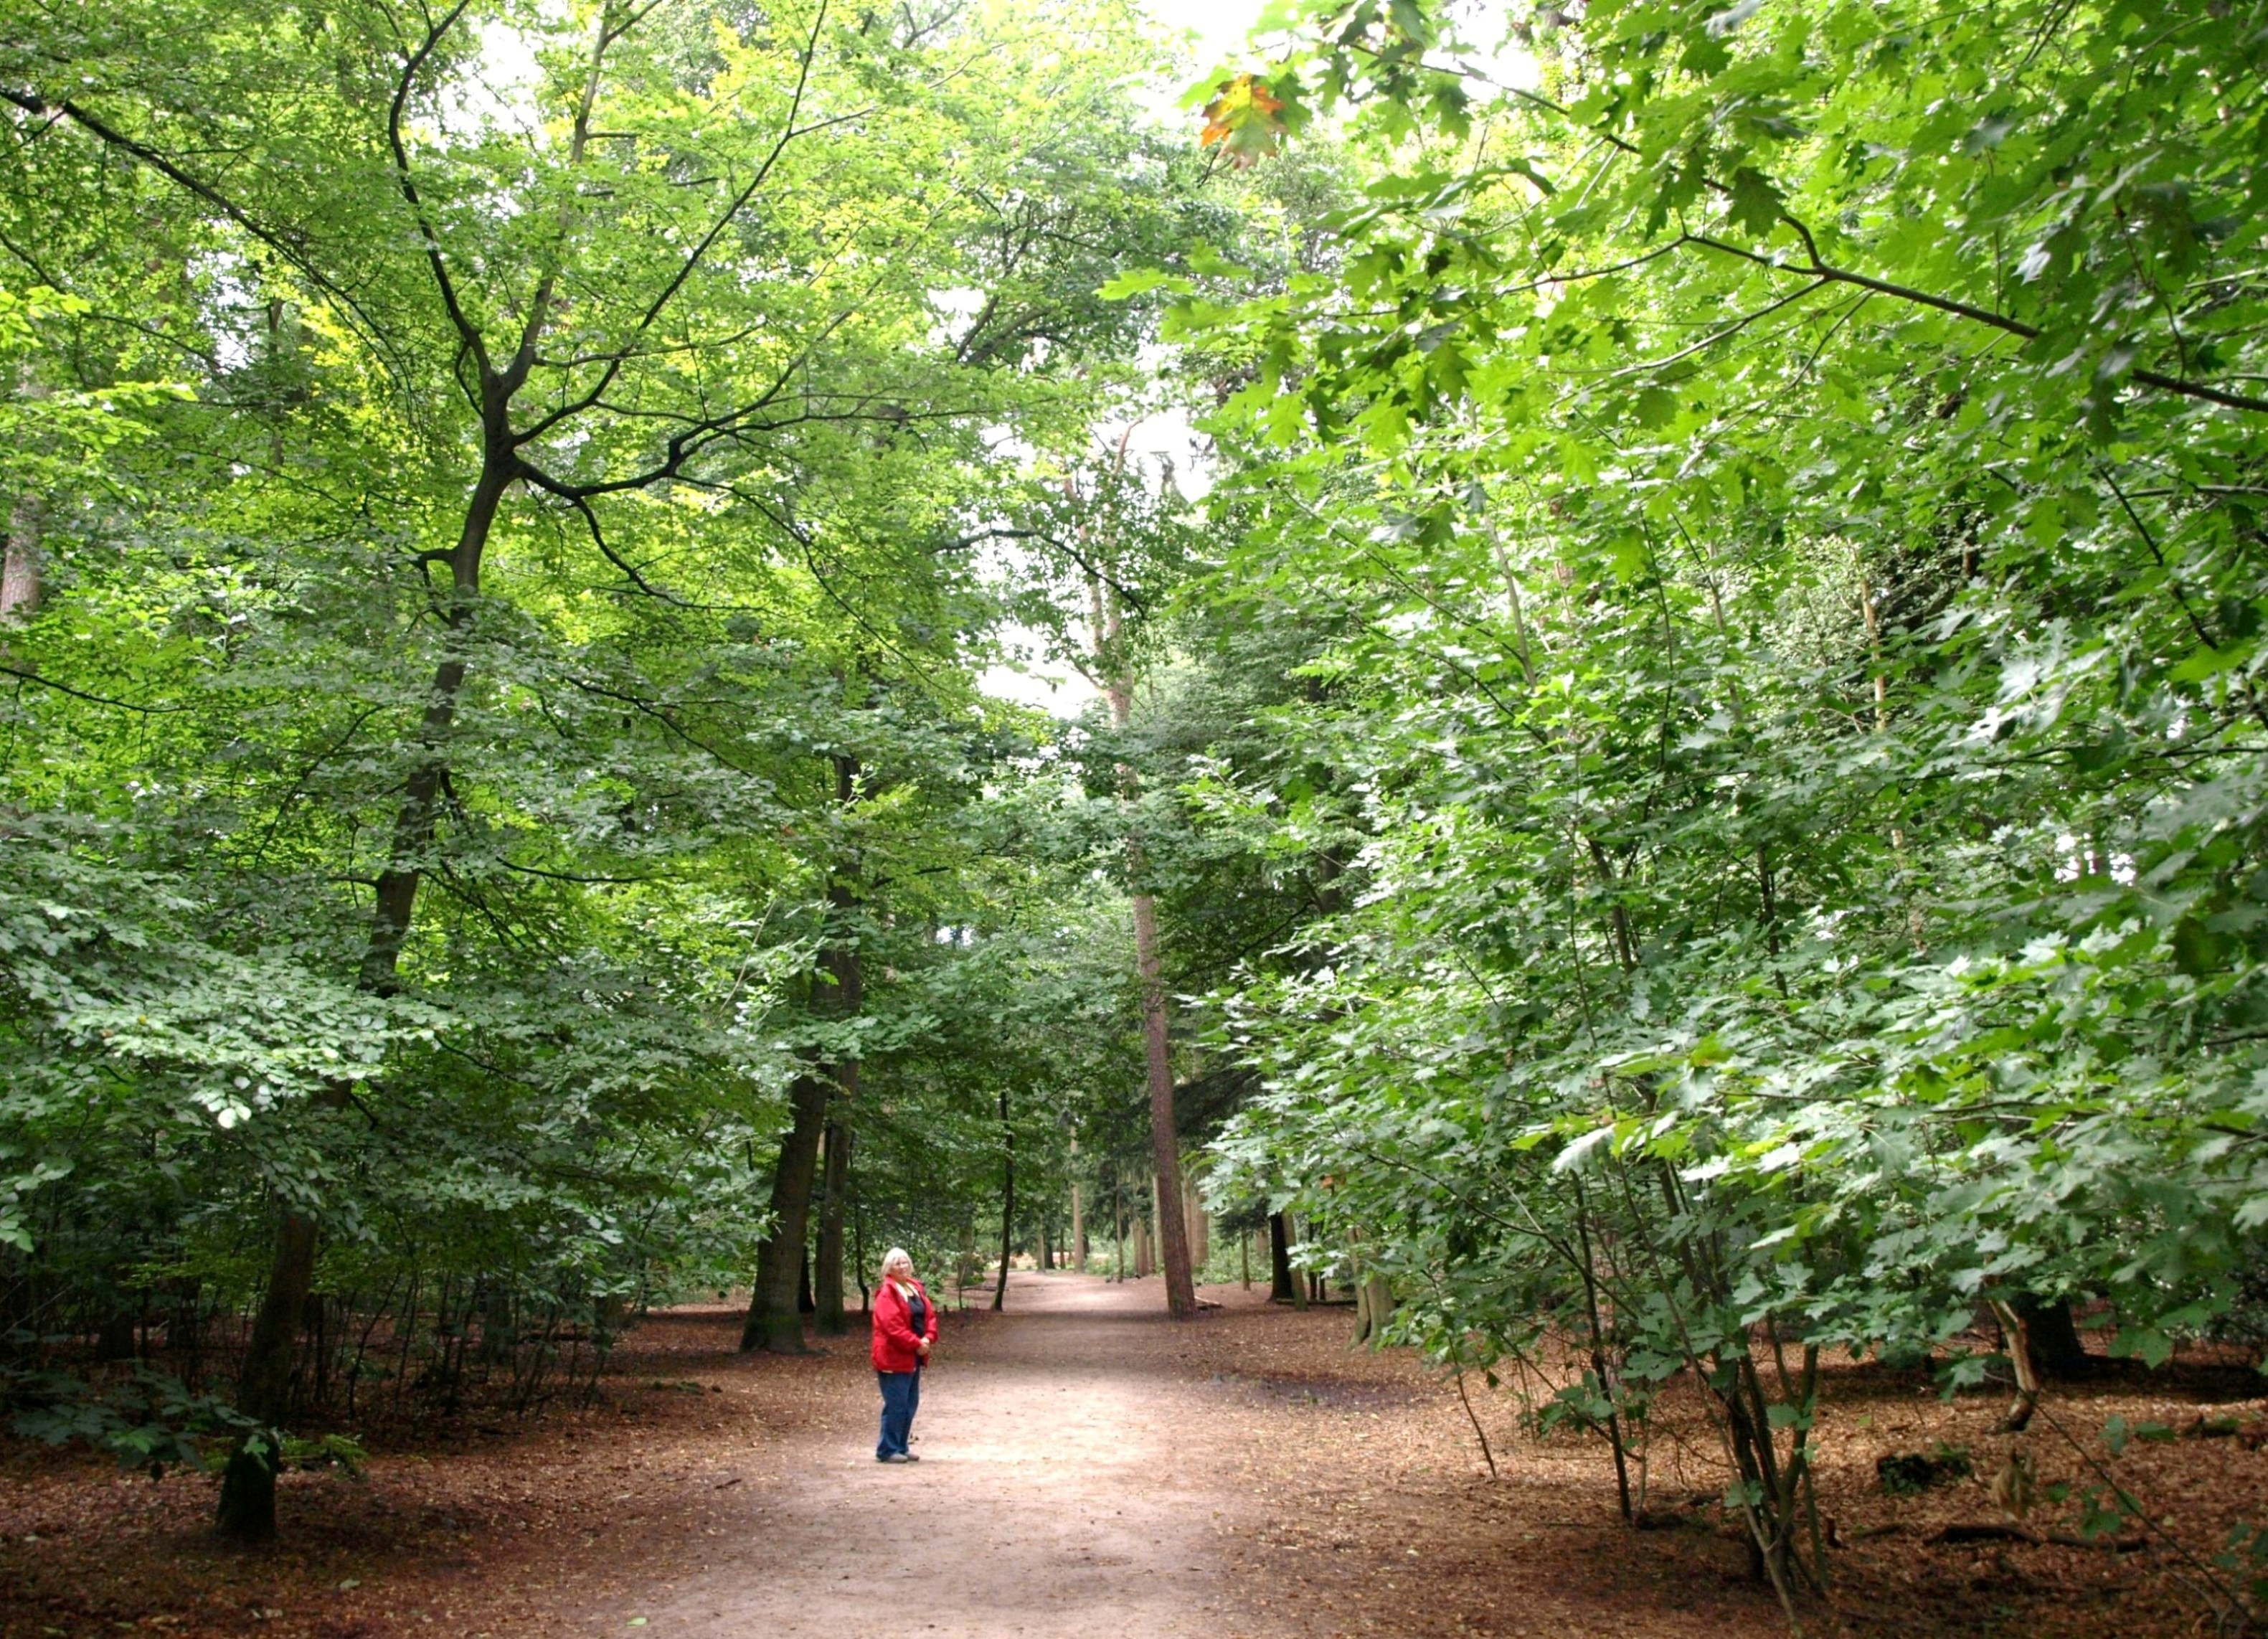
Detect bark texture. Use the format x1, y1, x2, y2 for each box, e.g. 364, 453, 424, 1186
1, 490, 44, 622
1130, 892, 1195, 1316
742, 1071, 831, 1352
814, 1117, 851, 1335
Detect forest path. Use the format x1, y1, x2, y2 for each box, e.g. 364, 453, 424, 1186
595, 1272, 1241, 1639
0, 1268, 1790, 1639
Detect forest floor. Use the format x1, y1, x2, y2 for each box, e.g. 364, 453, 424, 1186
4, 1272, 2267, 1638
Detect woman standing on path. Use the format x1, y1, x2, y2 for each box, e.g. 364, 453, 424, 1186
871, 1247, 937, 1463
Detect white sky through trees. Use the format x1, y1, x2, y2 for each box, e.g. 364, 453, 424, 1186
975, 0, 1263, 718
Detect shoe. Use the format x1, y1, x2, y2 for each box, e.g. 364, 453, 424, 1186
877, 1453, 909, 1463
903, 1453, 920, 1462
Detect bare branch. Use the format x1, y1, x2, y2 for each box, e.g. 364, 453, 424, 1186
383, 0, 489, 382
0, 662, 192, 713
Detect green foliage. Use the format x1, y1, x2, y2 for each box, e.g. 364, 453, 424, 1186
1153, 0, 2268, 1603
0, 0, 1198, 1455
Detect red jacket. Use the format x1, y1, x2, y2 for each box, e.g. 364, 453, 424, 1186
870, 1278, 937, 1373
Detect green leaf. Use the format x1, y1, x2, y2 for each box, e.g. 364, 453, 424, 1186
1725, 166, 1785, 237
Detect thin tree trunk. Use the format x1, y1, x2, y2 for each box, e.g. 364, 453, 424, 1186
222, 447, 511, 1536
1069, 1150, 1085, 1272
1269, 1211, 1295, 1303
1186, 1171, 1208, 1271
813, 752, 861, 1338
1082, 517, 1195, 1319
815, 1118, 851, 1335
992, 1085, 1014, 1311
852, 1173, 869, 1316
1131, 890, 1195, 1316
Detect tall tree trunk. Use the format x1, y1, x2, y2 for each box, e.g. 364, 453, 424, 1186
1081, 527, 1195, 1319
992, 1084, 1014, 1311
1, 490, 43, 622
742, 1071, 829, 1352
743, 753, 861, 1351
853, 1179, 870, 1316
813, 753, 861, 1338
3, 374, 49, 625
1069, 1151, 1086, 1272
1185, 1171, 1208, 1271
815, 1118, 851, 1335
219, 453, 511, 1539
1130, 890, 1195, 1316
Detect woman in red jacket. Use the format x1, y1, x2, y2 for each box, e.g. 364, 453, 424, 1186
870, 1247, 937, 1463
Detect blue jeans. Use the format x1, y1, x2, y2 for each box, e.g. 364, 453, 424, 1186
877, 1369, 920, 1458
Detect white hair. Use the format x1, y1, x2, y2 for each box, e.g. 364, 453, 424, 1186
881, 1247, 913, 1277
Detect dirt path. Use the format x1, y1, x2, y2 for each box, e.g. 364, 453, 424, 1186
543, 1273, 1783, 1639
0, 1272, 1788, 1639
7, 1272, 2260, 1638
605, 1273, 1241, 1638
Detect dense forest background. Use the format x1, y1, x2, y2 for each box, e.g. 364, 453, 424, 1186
5, 0, 2268, 1624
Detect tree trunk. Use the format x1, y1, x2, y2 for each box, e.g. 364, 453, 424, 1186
1353, 1270, 1394, 1346
358, 453, 511, 996
815, 1118, 851, 1335
993, 1085, 1014, 1311
741, 1071, 829, 1352
2014, 1294, 2089, 1376
95, 1294, 138, 1362
745, 755, 862, 1352
1, 489, 43, 622
1186, 1171, 1208, 1271
853, 1174, 870, 1316
217, 1207, 319, 1539
222, 445, 509, 1531
1269, 1211, 1295, 1303
812, 754, 861, 1337
1071, 1174, 1086, 1272
1085, 542, 1196, 1320
1131, 892, 1196, 1317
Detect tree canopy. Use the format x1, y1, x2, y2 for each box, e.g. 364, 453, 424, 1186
7, 0, 2268, 1613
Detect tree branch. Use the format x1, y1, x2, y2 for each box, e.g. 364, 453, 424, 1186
383, 0, 489, 382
